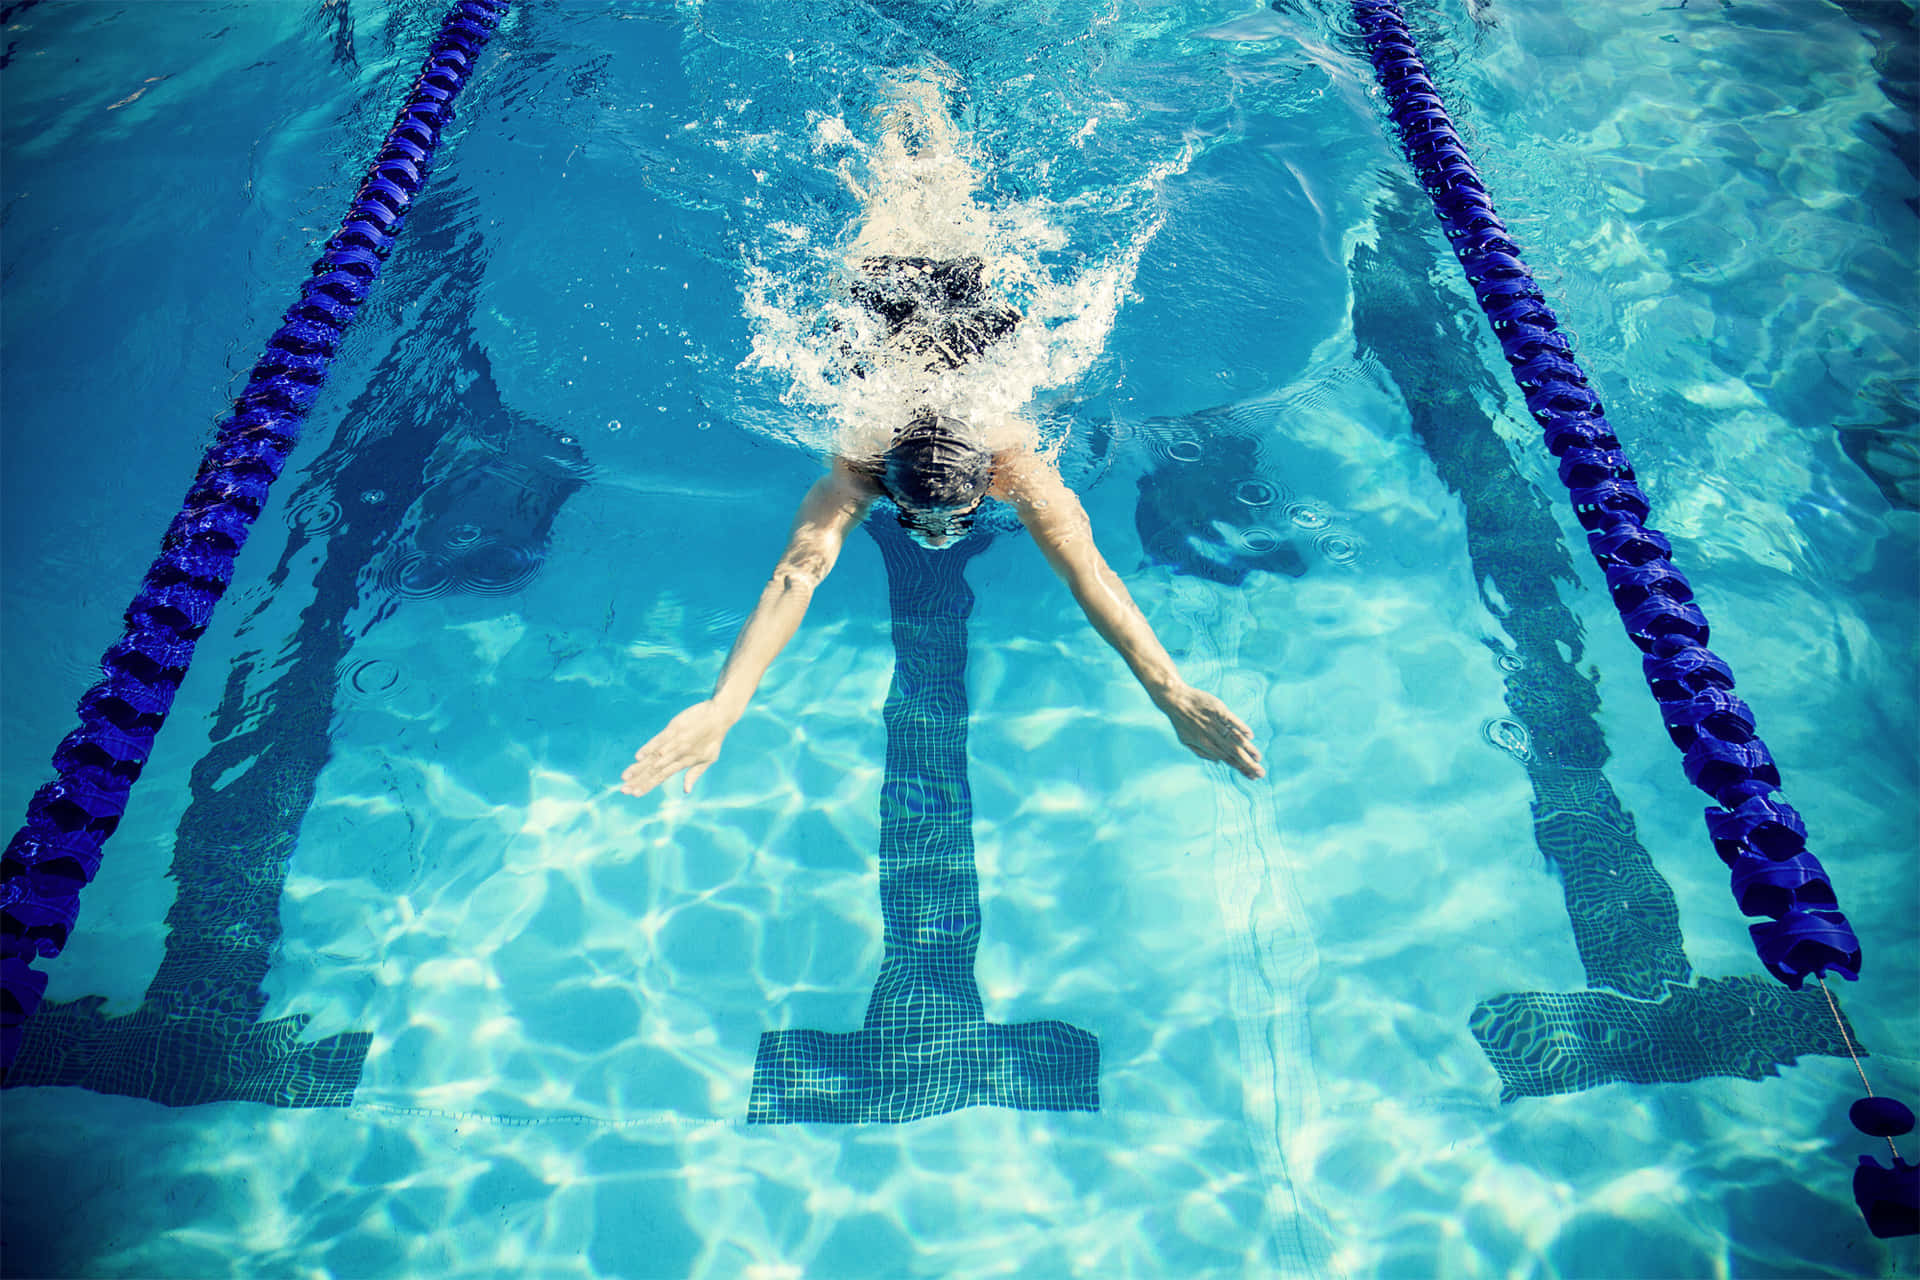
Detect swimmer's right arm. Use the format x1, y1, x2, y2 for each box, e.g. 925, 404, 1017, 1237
620, 460, 875, 797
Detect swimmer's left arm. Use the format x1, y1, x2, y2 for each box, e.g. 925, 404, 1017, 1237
994, 452, 1265, 780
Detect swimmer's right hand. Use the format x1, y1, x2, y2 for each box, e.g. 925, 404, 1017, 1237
621, 700, 735, 797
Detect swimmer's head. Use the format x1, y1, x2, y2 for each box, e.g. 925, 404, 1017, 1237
882, 408, 992, 548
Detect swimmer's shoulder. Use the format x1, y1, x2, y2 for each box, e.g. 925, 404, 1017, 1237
988, 445, 1065, 505
828, 454, 885, 501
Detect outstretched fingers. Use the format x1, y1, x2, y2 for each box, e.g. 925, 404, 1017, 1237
622, 745, 702, 797
1204, 715, 1265, 780
620, 700, 732, 798
1171, 690, 1265, 780
620, 749, 676, 797
1223, 734, 1265, 780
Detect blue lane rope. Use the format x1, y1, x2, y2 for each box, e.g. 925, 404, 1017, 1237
0, 0, 511, 1072
1348, 0, 1859, 988
1348, 0, 1913, 1239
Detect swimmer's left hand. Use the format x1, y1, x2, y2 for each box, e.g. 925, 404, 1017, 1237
621, 699, 735, 798
1153, 683, 1265, 780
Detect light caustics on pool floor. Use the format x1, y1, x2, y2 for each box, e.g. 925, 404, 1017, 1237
0, 0, 1914, 1275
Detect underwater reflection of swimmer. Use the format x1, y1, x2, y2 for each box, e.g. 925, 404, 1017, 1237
620, 79, 1264, 795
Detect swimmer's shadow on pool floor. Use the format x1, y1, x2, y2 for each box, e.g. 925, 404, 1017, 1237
1131, 408, 1328, 588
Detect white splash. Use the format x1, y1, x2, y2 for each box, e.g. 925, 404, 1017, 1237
735, 66, 1192, 465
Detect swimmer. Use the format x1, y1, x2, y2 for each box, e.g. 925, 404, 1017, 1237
619, 78, 1265, 796
618, 419, 1265, 795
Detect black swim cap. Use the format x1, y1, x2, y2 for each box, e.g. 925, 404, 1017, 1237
882, 408, 993, 513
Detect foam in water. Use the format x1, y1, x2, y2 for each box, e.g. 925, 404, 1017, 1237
737, 66, 1189, 467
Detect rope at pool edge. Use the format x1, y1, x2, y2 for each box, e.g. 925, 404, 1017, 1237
1348, 0, 1860, 990
0, 0, 512, 1072
1354, 0, 1916, 1239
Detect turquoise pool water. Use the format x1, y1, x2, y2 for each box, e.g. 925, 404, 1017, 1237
2, 0, 1915, 1276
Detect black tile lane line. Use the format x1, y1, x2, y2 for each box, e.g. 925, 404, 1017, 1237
748, 519, 1099, 1123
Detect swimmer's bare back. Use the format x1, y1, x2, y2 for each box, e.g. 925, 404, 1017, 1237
619, 453, 1264, 798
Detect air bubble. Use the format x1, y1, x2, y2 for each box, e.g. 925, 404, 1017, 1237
360, 489, 386, 505
1498, 652, 1527, 673
1287, 503, 1329, 530
1240, 527, 1280, 554
442, 522, 484, 550
1483, 717, 1533, 760
607, 419, 623, 432
379, 550, 456, 599
1315, 531, 1360, 565
1235, 480, 1277, 508
458, 541, 539, 596
344, 658, 400, 696
1139, 423, 1206, 464
289, 495, 343, 535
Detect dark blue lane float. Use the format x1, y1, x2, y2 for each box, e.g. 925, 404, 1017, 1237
0, 0, 511, 1073
1352, 181, 1860, 1104
1348, 0, 1912, 1238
